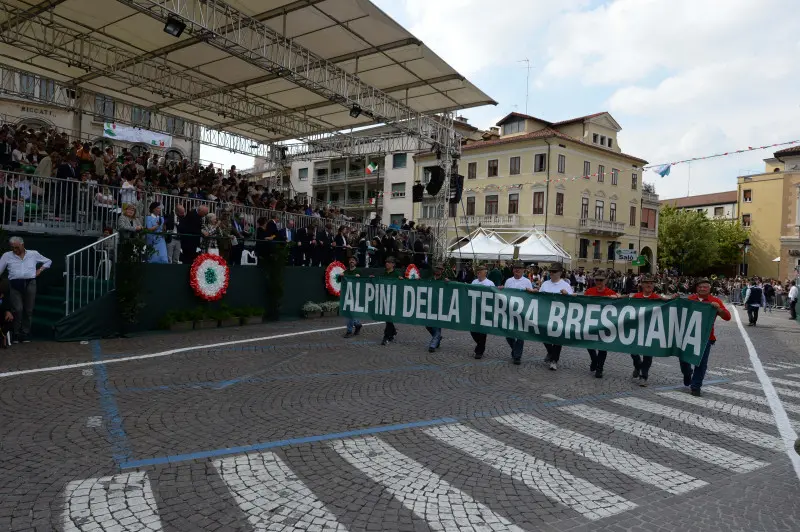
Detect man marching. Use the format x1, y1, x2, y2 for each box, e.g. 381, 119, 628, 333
630, 274, 676, 386
371, 256, 404, 346
533, 263, 573, 371
470, 264, 494, 359
583, 271, 618, 378
425, 263, 448, 353
499, 261, 535, 365
680, 278, 731, 396
342, 255, 362, 338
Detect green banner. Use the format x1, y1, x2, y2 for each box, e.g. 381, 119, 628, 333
340, 278, 717, 365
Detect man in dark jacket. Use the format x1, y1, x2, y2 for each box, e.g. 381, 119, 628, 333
316, 223, 334, 266
179, 205, 207, 264
296, 223, 317, 266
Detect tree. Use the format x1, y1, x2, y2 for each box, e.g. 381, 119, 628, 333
710, 218, 750, 271
658, 205, 717, 274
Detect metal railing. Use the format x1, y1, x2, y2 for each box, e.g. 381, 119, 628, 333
65, 231, 118, 315
580, 218, 627, 235
458, 214, 519, 227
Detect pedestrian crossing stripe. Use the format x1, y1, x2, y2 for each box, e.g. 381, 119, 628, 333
763, 363, 800, 370
424, 423, 636, 519
213, 452, 347, 531
706, 367, 750, 376
753, 377, 800, 389
658, 391, 777, 424
734, 381, 800, 400
612, 397, 784, 451
785, 374, 800, 379
562, 404, 769, 473
331, 435, 527, 531
703, 386, 800, 415
493, 413, 707, 494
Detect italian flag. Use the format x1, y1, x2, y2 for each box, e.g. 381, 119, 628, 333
366, 162, 379, 174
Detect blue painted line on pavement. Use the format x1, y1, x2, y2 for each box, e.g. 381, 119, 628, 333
121, 417, 458, 469
100, 341, 379, 362
91, 340, 133, 467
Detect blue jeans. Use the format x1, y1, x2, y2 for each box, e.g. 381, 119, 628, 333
426, 327, 442, 348
346, 317, 361, 333
506, 337, 524, 360
680, 340, 714, 390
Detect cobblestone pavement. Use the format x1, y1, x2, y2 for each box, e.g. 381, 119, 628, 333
2, 305, 800, 531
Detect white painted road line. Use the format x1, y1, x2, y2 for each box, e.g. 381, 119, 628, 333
762, 363, 799, 370
704, 386, 800, 415
612, 397, 784, 452
785, 374, 800, 379
731, 304, 800, 482
771, 378, 800, 389
714, 367, 751, 374
331, 436, 526, 531
62, 472, 163, 532
0, 322, 384, 378
425, 423, 636, 520
214, 452, 347, 531
562, 405, 768, 473
735, 381, 800, 400
658, 391, 777, 425
85, 416, 103, 428
495, 413, 707, 495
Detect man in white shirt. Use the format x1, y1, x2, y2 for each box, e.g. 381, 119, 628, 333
534, 262, 574, 370
499, 261, 535, 365
789, 280, 798, 320
0, 236, 51, 343
470, 264, 495, 359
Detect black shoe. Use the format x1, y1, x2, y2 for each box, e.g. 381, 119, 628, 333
512, 359, 521, 365
590, 362, 597, 372
343, 332, 353, 338
474, 352, 483, 359
428, 347, 435, 353
690, 388, 702, 397
354, 324, 362, 335
595, 369, 603, 378
381, 337, 390, 346
683, 372, 692, 386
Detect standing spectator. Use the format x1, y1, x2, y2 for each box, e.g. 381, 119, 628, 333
0, 236, 51, 343
164, 204, 184, 264
680, 278, 731, 397
333, 226, 349, 263
255, 216, 270, 261
744, 278, 766, 326
278, 220, 297, 265
116, 204, 142, 234
179, 204, 207, 264
789, 280, 798, 320
296, 222, 316, 266
316, 223, 334, 266
230, 213, 246, 266
200, 213, 220, 253
145, 202, 168, 264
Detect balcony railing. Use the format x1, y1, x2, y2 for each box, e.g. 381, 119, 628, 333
579, 218, 627, 236
640, 226, 657, 238
312, 170, 382, 185
642, 191, 660, 204
459, 214, 519, 227
391, 191, 406, 198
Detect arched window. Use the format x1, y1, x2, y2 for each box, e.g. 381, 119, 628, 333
92, 137, 114, 152
129, 143, 149, 158
15, 118, 50, 132
164, 148, 183, 162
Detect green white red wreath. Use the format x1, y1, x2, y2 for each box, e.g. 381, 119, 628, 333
405, 264, 421, 279
190, 253, 230, 301
325, 261, 346, 296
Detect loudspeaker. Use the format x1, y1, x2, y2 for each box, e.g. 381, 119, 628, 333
425, 166, 445, 196
412, 183, 424, 202
449, 173, 464, 204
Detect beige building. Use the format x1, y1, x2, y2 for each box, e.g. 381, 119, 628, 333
737, 145, 800, 280
661, 191, 738, 220
414, 111, 658, 271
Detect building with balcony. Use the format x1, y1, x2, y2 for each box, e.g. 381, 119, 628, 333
414, 111, 658, 271
737, 145, 800, 279
291, 118, 484, 225
660, 191, 738, 220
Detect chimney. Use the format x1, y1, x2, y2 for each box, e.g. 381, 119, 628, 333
490, 127, 500, 135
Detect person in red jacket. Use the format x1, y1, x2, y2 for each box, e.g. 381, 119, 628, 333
583, 272, 618, 378
680, 278, 731, 396
630, 274, 677, 386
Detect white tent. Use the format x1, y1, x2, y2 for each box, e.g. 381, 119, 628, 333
448, 228, 509, 260
498, 230, 572, 263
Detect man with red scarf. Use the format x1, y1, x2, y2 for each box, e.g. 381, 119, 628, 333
583, 271, 618, 378
630, 274, 676, 386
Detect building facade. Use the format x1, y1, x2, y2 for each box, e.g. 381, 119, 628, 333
414, 112, 658, 271
660, 191, 738, 219
737, 145, 800, 280
290, 119, 483, 225
0, 90, 199, 162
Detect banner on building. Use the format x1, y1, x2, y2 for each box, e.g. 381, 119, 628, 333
340, 278, 716, 364
615, 249, 638, 261
103, 122, 172, 148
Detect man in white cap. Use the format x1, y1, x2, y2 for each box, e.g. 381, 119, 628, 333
533, 262, 573, 370
499, 260, 535, 365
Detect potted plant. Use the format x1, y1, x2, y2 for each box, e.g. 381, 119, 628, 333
302, 301, 323, 318
320, 300, 340, 317
171, 310, 194, 332
239, 306, 264, 326
214, 306, 240, 328
191, 307, 218, 329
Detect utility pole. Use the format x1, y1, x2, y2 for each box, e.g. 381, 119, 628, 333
518, 59, 531, 115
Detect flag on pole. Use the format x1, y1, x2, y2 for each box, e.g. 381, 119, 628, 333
632, 256, 648, 267
366, 162, 379, 174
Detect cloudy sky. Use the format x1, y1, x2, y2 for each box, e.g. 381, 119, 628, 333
203, 0, 800, 200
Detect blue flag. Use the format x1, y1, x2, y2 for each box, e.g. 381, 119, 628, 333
652, 164, 672, 177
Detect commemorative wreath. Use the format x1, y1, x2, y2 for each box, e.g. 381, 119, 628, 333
325, 261, 346, 296
190, 253, 230, 301
405, 264, 421, 279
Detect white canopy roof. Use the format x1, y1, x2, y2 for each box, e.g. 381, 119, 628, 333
448, 228, 508, 260
498, 231, 572, 263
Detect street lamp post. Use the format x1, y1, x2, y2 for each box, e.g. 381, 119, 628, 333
739, 238, 751, 277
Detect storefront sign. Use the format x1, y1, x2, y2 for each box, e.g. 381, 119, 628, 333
20, 106, 56, 117
615, 249, 638, 261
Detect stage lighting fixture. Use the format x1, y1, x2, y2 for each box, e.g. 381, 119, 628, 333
349, 104, 362, 118
164, 17, 186, 38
